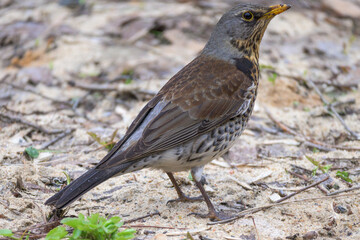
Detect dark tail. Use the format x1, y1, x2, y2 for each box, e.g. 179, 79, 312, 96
45, 163, 133, 209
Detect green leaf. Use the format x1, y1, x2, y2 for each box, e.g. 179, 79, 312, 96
103, 221, 117, 234
71, 229, 82, 238
312, 147, 319, 153
336, 171, 353, 183
45, 226, 68, 240
268, 72, 277, 85
56, 213, 134, 240
115, 221, 124, 228
35, 38, 40, 47
188, 172, 193, 181
106, 129, 118, 150
87, 213, 99, 225
303, 107, 310, 112
49, 61, 54, 70
124, 78, 132, 85
62, 217, 84, 229
87, 132, 103, 145
306, 156, 318, 166
108, 216, 121, 224
186, 232, 195, 240
322, 164, 332, 173
306, 156, 332, 174
113, 229, 136, 240
0, 229, 14, 237
122, 69, 134, 76
62, 171, 71, 185
121, 69, 134, 85
25, 146, 39, 159
259, 64, 275, 70
311, 166, 318, 177
88, 131, 117, 151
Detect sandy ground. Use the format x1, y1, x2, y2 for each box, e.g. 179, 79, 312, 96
0, 0, 360, 239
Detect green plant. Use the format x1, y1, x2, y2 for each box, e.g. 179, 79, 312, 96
306, 156, 332, 176
293, 101, 299, 108
188, 172, 193, 181
62, 171, 71, 185
343, 34, 356, 55
303, 106, 311, 112
25, 146, 40, 159
45, 213, 135, 240
312, 147, 319, 153
268, 72, 277, 85
121, 69, 134, 84
0, 229, 29, 240
24, 146, 64, 160
259, 64, 275, 70
124, 78, 132, 84
88, 129, 118, 151
336, 171, 353, 183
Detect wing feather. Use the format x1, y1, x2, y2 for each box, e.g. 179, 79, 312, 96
96, 55, 256, 169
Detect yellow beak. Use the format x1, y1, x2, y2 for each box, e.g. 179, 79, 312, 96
264, 4, 291, 18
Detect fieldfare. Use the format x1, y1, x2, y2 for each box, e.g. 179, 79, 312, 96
46, 3, 291, 220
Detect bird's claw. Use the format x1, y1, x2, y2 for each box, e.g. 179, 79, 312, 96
188, 210, 233, 221
166, 195, 203, 205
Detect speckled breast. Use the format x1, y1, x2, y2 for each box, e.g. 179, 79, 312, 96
150, 96, 257, 172
188, 108, 251, 164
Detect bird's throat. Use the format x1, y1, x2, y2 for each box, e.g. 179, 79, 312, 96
230, 38, 260, 65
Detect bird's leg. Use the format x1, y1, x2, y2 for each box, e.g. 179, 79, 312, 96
189, 167, 231, 221
166, 172, 203, 204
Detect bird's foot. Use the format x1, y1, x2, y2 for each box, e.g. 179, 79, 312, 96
167, 195, 203, 205
189, 210, 233, 221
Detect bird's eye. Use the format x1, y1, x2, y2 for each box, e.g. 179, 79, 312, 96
242, 11, 254, 21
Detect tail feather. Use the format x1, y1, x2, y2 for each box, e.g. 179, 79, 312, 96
45, 162, 133, 209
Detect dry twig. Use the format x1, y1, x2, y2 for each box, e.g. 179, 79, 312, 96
274, 175, 329, 203
265, 109, 360, 151
123, 211, 160, 224
208, 191, 360, 225
0, 112, 63, 134
263, 69, 358, 90
2, 77, 106, 125
69, 81, 157, 98
287, 170, 329, 195
208, 176, 334, 225
306, 78, 360, 140
250, 216, 260, 240
124, 224, 187, 230
40, 129, 75, 149
4, 81, 71, 107
327, 185, 360, 196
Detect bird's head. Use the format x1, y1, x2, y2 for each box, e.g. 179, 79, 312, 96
203, 4, 290, 62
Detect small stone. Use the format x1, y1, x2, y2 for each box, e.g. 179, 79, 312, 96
279, 189, 286, 197
285, 233, 299, 240
333, 203, 347, 214
318, 229, 327, 236
37, 152, 53, 162
269, 193, 281, 202
144, 230, 155, 235
303, 231, 318, 240
204, 185, 215, 193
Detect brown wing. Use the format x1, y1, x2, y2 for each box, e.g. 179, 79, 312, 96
95, 95, 162, 166
96, 55, 255, 169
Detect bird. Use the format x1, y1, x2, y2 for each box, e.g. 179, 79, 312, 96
45, 3, 290, 220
